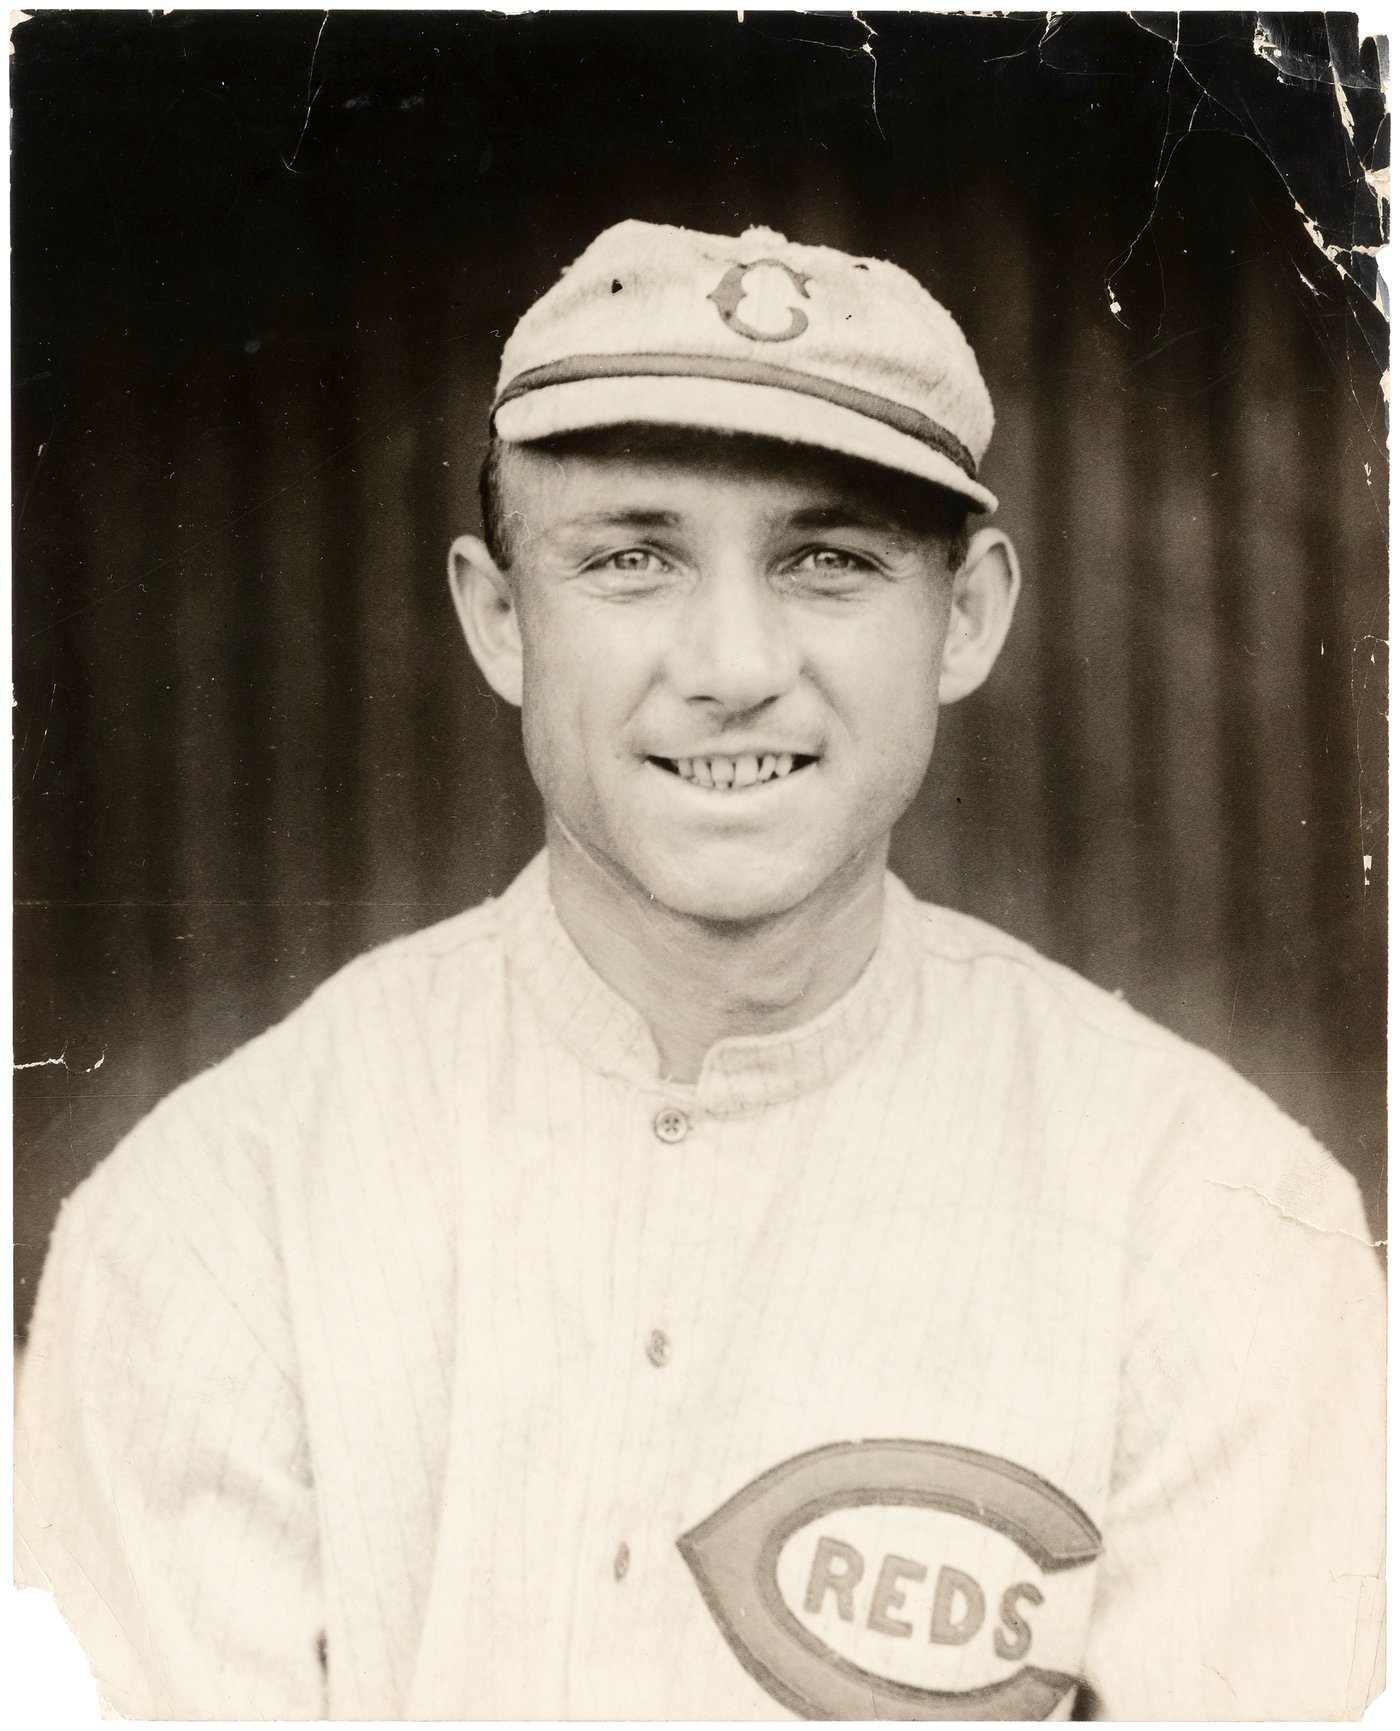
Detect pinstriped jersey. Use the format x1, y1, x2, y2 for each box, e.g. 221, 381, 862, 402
15, 853, 1385, 1719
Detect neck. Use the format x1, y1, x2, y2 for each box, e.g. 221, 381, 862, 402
543, 823, 889, 1083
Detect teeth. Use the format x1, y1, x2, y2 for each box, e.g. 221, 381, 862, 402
662, 752, 808, 788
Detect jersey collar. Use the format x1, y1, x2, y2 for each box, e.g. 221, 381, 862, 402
496, 852, 920, 1116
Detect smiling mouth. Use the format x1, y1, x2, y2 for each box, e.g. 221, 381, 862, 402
647, 752, 818, 790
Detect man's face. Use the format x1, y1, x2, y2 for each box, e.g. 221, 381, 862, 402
474, 433, 967, 925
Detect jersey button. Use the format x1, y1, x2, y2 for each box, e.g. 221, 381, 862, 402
653, 1106, 689, 1144
646, 1328, 672, 1367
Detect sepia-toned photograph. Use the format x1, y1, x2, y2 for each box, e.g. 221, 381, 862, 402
12, 9, 1387, 1720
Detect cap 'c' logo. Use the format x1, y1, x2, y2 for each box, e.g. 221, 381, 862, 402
709, 259, 812, 342
678, 1439, 1102, 1720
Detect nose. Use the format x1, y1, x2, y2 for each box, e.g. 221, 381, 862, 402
669, 562, 800, 715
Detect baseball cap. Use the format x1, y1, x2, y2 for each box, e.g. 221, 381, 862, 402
491, 219, 998, 513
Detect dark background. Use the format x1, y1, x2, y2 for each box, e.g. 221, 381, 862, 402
13, 11, 1389, 1334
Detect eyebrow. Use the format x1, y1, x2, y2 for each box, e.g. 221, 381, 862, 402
551, 508, 683, 535
783, 504, 908, 536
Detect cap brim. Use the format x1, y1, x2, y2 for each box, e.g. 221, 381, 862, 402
493, 374, 998, 513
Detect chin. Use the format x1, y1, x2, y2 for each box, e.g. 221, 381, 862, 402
631, 846, 838, 928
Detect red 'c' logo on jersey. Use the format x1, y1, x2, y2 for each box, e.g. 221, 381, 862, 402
678, 1439, 1101, 1720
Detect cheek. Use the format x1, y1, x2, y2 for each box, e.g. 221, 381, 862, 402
829, 599, 947, 745
516, 601, 651, 772
514, 601, 581, 789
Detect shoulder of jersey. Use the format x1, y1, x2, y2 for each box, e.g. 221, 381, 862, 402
133, 896, 510, 1118
904, 893, 1193, 1053
902, 892, 1373, 1233
311, 892, 509, 993
64, 897, 512, 1225
903, 892, 1299, 1137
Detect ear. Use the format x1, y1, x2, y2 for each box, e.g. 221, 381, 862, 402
937, 527, 1021, 705
448, 534, 523, 709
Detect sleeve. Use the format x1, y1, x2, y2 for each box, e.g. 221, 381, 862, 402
14, 1101, 327, 1720
1080, 1092, 1386, 1721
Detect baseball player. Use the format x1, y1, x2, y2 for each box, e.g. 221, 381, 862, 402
15, 221, 1385, 1721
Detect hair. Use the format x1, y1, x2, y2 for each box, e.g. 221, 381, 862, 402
478, 437, 517, 571
478, 429, 972, 574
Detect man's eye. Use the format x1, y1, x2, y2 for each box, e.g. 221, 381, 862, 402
785, 547, 879, 586
593, 548, 668, 575
800, 548, 867, 569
